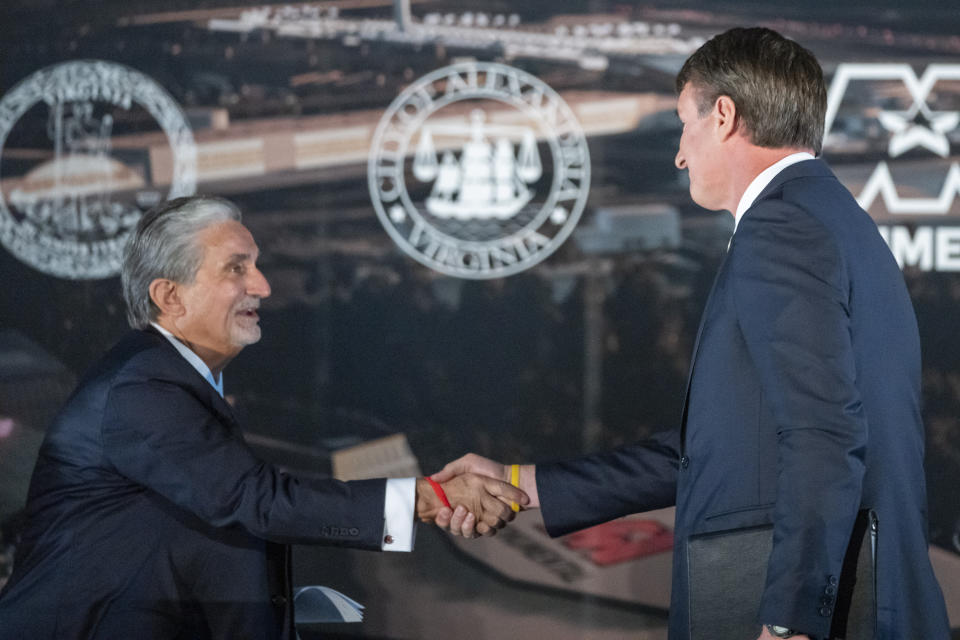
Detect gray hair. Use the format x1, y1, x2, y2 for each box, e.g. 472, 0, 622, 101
121, 196, 242, 329
676, 27, 826, 155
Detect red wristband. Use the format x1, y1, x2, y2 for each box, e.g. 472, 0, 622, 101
425, 477, 451, 509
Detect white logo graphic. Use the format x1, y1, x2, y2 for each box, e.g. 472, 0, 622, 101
824, 64, 960, 215
0, 60, 196, 279
369, 62, 590, 279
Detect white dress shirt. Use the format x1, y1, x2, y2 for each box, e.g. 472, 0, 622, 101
733, 152, 815, 233
150, 322, 416, 551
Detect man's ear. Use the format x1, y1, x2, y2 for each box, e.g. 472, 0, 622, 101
148, 278, 185, 319
712, 95, 739, 142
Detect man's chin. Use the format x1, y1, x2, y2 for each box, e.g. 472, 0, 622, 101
232, 326, 262, 346
689, 192, 720, 212
687, 184, 726, 213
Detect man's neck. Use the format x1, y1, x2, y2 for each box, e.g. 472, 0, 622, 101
152, 319, 231, 379
723, 145, 814, 215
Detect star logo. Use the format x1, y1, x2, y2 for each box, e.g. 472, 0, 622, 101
824, 63, 960, 215
877, 105, 959, 158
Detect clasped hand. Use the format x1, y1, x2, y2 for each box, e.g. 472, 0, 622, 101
416, 471, 527, 538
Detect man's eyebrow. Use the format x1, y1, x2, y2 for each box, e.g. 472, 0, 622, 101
224, 253, 252, 265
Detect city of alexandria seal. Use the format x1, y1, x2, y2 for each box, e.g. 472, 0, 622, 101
0, 60, 196, 279
369, 62, 590, 279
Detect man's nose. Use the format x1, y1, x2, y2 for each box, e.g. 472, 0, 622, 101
248, 268, 271, 299
675, 150, 686, 170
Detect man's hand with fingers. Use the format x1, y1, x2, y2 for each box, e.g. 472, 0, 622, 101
430, 453, 540, 537
432, 453, 511, 485
414, 472, 528, 538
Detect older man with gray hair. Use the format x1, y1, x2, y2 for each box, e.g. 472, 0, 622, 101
0, 195, 526, 640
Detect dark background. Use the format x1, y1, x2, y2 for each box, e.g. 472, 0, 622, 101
1, 1, 958, 637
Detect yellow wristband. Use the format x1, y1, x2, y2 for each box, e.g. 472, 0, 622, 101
510, 464, 520, 512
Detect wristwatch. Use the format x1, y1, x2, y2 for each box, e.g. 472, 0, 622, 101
766, 625, 798, 638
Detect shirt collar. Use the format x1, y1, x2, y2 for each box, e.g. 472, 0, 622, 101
733, 152, 815, 232
150, 322, 224, 397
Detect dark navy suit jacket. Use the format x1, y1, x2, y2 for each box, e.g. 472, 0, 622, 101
0, 328, 387, 639
537, 159, 950, 639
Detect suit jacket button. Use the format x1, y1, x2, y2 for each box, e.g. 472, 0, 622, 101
680, 456, 690, 469
828, 575, 838, 586
271, 595, 287, 606
825, 585, 836, 596
819, 606, 833, 617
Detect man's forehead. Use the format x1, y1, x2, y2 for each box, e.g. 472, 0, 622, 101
198, 221, 259, 259
676, 83, 709, 119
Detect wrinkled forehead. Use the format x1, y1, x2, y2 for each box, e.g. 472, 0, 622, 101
195, 220, 260, 263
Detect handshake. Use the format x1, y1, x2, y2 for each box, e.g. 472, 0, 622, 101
413, 454, 540, 538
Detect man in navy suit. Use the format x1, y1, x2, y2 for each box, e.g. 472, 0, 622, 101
434, 28, 950, 639
0, 196, 527, 639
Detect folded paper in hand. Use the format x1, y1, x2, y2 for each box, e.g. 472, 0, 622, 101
294, 585, 365, 623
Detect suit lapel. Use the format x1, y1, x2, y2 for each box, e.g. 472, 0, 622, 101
211, 390, 240, 430
679, 248, 731, 453
678, 158, 834, 451
143, 327, 241, 431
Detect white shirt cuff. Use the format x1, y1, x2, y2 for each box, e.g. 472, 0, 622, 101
381, 477, 416, 552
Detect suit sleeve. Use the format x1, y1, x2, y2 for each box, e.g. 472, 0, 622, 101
730, 202, 866, 636
101, 379, 387, 549
537, 427, 680, 537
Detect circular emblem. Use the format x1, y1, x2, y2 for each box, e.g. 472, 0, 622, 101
0, 60, 197, 279
368, 61, 590, 279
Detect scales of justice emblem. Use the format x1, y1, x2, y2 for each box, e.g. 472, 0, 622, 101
0, 60, 196, 279
413, 110, 542, 221
369, 61, 591, 279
